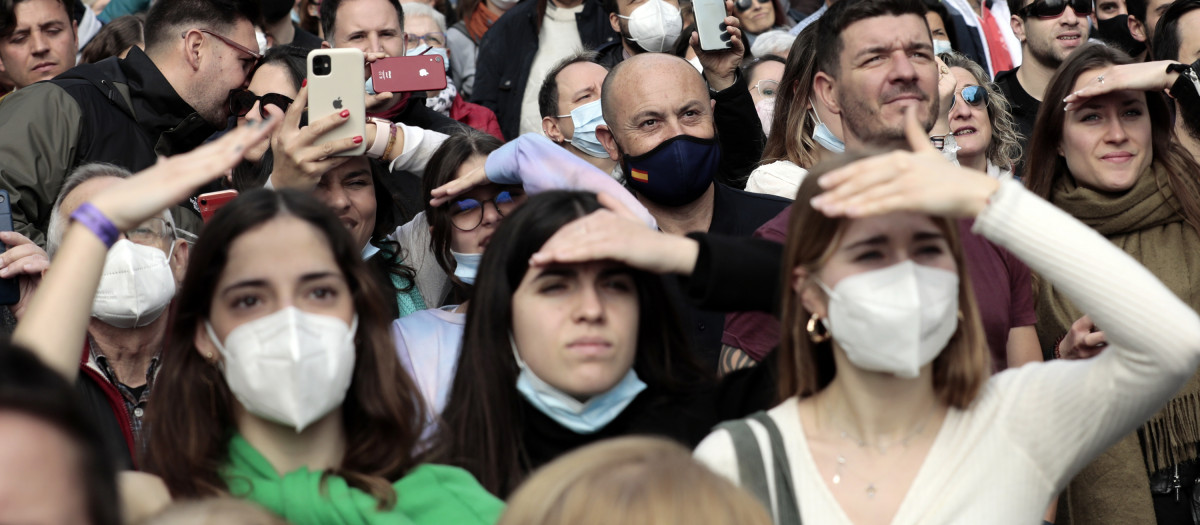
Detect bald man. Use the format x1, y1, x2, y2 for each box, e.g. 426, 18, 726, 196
596, 51, 788, 370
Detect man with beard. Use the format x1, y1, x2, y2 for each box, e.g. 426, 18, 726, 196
810, 0, 939, 150
1152, 0, 1200, 162
0, 0, 261, 246
996, 0, 1090, 175
596, 0, 684, 67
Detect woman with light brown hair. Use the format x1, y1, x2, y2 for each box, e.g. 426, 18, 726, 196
499, 437, 771, 525
690, 108, 1200, 524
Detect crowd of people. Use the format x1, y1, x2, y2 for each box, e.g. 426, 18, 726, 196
1, 0, 1200, 523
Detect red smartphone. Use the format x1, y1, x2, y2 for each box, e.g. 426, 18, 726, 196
369, 55, 447, 93
198, 190, 238, 222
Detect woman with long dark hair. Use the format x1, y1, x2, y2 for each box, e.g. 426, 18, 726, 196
1022, 43, 1200, 524
426, 190, 776, 498
11, 123, 503, 524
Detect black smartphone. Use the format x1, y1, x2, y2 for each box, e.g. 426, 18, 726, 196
0, 190, 21, 306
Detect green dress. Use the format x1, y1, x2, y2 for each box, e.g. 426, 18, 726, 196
222, 434, 503, 524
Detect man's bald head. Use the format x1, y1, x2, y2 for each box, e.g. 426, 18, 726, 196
598, 54, 715, 160
601, 53, 707, 129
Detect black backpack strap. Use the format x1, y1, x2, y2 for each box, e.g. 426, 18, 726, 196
750, 411, 802, 525
715, 418, 773, 515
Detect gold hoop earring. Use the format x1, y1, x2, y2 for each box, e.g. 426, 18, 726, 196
806, 314, 830, 343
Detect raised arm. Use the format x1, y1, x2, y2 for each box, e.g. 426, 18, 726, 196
430, 133, 657, 228
812, 107, 1200, 487
12, 120, 279, 380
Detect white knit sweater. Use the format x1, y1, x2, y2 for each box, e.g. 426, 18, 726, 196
694, 179, 1200, 524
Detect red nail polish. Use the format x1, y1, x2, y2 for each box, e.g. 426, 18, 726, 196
340, 109, 350, 118
301, 79, 307, 87
353, 136, 363, 144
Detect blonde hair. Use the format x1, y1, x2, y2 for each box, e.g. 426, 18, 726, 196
778, 152, 991, 409
498, 437, 772, 525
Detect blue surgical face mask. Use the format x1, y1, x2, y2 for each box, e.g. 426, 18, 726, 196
512, 335, 647, 434
559, 99, 609, 158
810, 103, 845, 153
933, 39, 953, 56
622, 134, 720, 207
407, 44, 452, 73
451, 250, 482, 285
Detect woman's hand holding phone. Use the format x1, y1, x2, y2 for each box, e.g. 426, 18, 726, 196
267, 84, 363, 191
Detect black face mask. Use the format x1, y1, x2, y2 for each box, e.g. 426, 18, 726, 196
1095, 15, 1146, 57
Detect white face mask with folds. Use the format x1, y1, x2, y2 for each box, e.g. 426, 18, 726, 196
816, 261, 960, 379
618, 0, 683, 53
207, 307, 359, 432
91, 239, 176, 329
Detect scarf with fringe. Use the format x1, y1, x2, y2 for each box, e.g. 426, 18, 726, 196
1040, 163, 1200, 524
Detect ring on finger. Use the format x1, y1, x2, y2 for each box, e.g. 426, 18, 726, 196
1097, 74, 1105, 84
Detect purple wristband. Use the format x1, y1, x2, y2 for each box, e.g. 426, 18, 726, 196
70, 202, 120, 248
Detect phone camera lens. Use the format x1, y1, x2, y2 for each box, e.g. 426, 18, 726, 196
312, 55, 332, 76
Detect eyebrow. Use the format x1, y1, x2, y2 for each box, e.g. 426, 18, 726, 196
1080, 97, 1143, 110
221, 271, 340, 295
534, 266, 577, 280
855, 41, 931, 59
571, 85, 597, 100
843, 230, 945, 250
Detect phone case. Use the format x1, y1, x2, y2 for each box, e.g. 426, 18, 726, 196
198, 189, 239, 222
370, 55, 448, 93
0, 190, 20, 306
694, 0, 730, 51
307, 48, 367, 157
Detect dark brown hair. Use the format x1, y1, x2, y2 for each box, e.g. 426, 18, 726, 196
421, 129, 505, 300
80, 14, 145, 64
1023, 43, 1200, 233
778, 152, 990, 408
142, 189, 425, 507
426, 191, 708, 498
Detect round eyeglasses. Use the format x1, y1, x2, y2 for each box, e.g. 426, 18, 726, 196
948, 85, 988, 112
752, 79, 780, 98
449, 190, 527, 231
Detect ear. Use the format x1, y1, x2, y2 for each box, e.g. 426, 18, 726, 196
183, 30, 205, 72
792, 266, 828, 319
1129, 15, 1147, 43
542, 115, 566, 142
194, 320, 219, 363
71, 19, 79, 47
813, 71, 841, 116
610, 12, 622, 34
1011, 14, 1027, 43
596, 124, 622, 161
321, 40, 332, 49
0, 55, 7, 74
169, 238, 190, 287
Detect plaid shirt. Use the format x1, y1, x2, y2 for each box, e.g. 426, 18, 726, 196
88, 338, 159, 452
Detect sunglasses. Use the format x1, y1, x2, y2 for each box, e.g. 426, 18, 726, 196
948, 85, 988, 112
734, 0, 770, 12
228, 89, 294, 118
1017, 0, 1093, 19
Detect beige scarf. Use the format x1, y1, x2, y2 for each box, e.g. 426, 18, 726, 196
1038, 164, 1200, 524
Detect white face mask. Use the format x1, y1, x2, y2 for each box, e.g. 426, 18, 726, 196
491, 0, 519, 10
618, 0, 683, 53
207, 308, 359, 432
817, 261, 959, 379
92, 239, 176, 329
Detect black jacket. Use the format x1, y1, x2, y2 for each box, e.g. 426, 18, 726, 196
993, 67, 1040, 178
472, 0, 618, 140
0, 47, 216, 244
516, 351, 778, 496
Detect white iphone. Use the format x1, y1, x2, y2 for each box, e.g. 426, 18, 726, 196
307, 48, 367, 157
